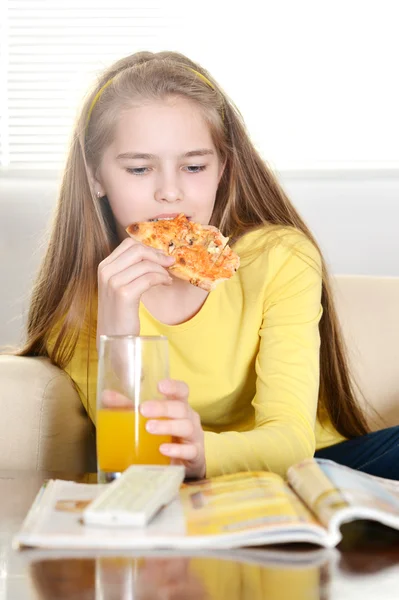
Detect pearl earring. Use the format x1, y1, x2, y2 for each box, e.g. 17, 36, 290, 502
96, 191, 102, 199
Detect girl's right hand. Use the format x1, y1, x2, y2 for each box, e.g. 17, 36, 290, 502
97, 238, 175, 344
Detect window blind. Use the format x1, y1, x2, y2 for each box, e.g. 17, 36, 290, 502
0, 0, 165, 170
1, 1, 397, 172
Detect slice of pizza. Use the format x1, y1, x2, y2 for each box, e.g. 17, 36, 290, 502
126, 213, 240, 291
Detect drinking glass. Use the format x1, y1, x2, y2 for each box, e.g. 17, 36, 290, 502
96, 335, 171, 483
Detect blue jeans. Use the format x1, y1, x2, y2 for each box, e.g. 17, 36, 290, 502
314, 425, 399, 480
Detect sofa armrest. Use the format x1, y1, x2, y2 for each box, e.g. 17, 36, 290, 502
0, 355, 96, 472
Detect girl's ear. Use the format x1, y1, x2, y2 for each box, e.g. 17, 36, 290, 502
88, 165, 106, 198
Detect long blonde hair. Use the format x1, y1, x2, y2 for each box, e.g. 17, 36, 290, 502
18, 50, 369, 438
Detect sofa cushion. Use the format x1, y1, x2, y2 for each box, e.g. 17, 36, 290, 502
0, 355, 96, 471
333, 275, 399, 428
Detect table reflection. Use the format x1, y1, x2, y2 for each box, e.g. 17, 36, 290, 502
28, 549, 332, 600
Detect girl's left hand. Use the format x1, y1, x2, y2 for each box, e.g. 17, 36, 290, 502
140, 379, 206, 480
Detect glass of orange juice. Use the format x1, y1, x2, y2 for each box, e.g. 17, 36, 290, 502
96, 335, 171, 483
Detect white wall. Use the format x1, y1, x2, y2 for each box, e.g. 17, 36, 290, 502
1, 171, 398, 346
279, 170, 399, 276
2, 1, 398, 171
166, 0, 399, 170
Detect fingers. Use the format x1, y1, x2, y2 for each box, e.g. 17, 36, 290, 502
158, 379, 190, 400
146, 418, 194, 438
98, 242, 175, 297
107, 260, 173, 289
140, 400, 189, 420
99, 239, 174, 274
121, 271, 173, 298
159, 442, 200, 461
101, 389, 133, 408
140, 380, 190, 417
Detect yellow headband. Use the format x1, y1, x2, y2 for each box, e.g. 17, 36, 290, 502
85, 78, 115, 129
85, 67, 224, 130
185, 67, 216, 90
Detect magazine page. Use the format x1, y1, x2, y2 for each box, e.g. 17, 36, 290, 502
287, 459, 350, 528
288, 458, 399, 537
316, 459, 399, 513
14, 471, 335, 551
13, 479, 187, 550
364, 470, 399, 500
179, 471, 320, 536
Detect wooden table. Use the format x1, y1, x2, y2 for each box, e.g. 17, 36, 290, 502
1, 472, 399, 599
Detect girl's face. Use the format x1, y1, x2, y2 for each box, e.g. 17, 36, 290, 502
94, 97, 224, 240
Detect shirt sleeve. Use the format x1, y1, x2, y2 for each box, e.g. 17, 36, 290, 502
204, 235, 323, 478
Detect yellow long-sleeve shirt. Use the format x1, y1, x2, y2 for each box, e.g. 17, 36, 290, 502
58, 225, 345, 478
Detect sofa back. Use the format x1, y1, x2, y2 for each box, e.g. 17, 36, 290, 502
332, 275, 399, 428
2, 173, 399, 347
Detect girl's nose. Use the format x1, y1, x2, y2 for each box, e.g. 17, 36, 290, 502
154, 175, 183, 204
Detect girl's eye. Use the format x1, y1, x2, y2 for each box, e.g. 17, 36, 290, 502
184, 165, 207, 174
126, 165, 206, 175
126, 167, 150, 176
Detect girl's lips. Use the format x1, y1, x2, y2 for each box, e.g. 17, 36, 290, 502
148, 213, 191, 221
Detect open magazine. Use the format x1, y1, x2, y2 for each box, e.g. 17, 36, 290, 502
13, 458, 399, 551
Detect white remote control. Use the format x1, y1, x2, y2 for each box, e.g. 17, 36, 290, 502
83, 465, 185, 528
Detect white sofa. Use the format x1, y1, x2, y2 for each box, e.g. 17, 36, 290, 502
1, 175, 398, 473
0, 274, 398, 473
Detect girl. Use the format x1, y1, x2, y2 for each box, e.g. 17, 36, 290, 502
19, 51, 399, 480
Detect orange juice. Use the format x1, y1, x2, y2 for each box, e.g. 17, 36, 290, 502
97, 409, 171, 473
